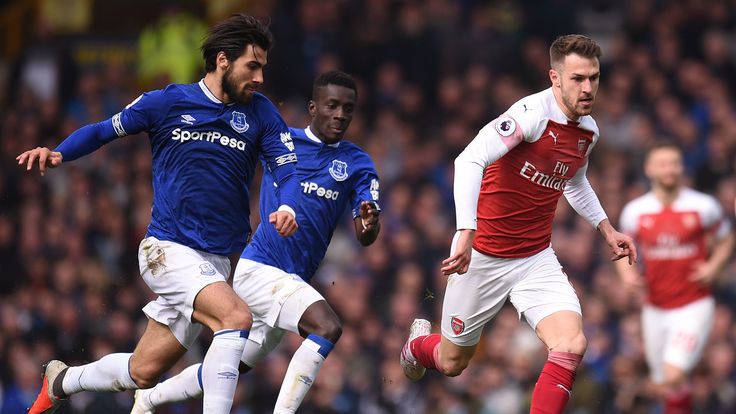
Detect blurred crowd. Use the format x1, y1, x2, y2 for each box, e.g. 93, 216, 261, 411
3, 0, 736, 413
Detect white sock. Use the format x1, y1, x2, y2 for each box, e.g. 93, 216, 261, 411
142, 363, 203, 409
62, 353, 137, 394
273, 335, 334, 414
202, 329, 248, 413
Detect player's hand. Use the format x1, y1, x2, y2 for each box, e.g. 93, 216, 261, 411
16, 147, 63, 176
359, 201, 379, 233
599, 219, 637, 265
688, 261, 718, 286
269, 210, 298, 237
441, 229, 475, 276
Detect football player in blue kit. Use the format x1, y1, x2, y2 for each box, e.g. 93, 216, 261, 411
17, 14, 300, 414
131, 71, 381, 414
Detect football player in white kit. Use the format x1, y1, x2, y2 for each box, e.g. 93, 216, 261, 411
617, 142, 733, 413
400, 34, 637, 414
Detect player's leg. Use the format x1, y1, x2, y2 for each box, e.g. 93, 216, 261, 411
28, 238, 202, 414
272, 299, 341, 413
133, 320, 286, 414
530, 311, 585, 414
190, 281, 252, 413
402, 248, 516, 379
511, 248, 585, 414
134, 258, 290, 413
141, 237, 251, 414
641, 303, 668, 398
658, 297, 715, 413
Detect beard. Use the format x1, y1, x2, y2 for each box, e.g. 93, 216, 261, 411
221, 67, 253, 105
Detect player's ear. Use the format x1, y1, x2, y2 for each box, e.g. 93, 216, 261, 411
216, 51, 229, 71
549, 68, 560, 88
308, 100, 317, 117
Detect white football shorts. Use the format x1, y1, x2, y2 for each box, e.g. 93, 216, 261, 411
233, 258, 325, 366
139, 237, 230, 348
441, 242, 581, 347
642, 296, 715, 383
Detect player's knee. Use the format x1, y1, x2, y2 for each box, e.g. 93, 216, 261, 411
437, 355, 470, 377
662, 368, 686, 389
311, 318, 342, 343
218, 302, 253, 330
552, 332, 587, 355
129, 364, 162, 389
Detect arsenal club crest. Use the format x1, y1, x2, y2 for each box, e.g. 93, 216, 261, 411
451, 316, 465, 335
230, 111, 249, 133
577, 138, 589, 156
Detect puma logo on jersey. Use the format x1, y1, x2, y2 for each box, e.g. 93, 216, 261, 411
548, 130, 559, 145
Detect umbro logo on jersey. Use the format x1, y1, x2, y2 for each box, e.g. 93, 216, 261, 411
181, 114, 196, 125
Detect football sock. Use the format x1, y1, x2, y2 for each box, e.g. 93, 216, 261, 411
663, 384, 692, 414
273, 334, 334, 414
60, 353, 137, 395
144, 363, 204, 408
409, 333, 441, 370
202, 329, 248, 413
530, 351, 582, 414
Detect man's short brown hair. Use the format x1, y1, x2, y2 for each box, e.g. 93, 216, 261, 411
549, 34, 602, 68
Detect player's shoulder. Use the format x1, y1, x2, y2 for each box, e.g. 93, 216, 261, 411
288, 126, 308, 139
623, 191, 659, 214
577, 115, 599, 136
251, 92, 280, 113
677, 188, 720, 209
340, 140, 375, 166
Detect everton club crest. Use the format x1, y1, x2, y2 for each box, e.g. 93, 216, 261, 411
329, 160, 348, 182
230, 111, 249, 133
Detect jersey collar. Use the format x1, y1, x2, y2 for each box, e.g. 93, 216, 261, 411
306, 126, 340, 148
198, 79, 221, 103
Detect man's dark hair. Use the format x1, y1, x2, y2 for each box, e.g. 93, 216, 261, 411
549, 34, 602, 68
645, 140, 683, 159
201, 14, 273, 73
312, 70, 358, 100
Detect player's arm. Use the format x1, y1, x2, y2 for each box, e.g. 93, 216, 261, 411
613, 204, 642, 287
260, 117, 299, 237
353, 201, 380, 246
442, 114, 527, 276
16, 91, 160, 176
614, 251, 644, 288
349, 160, 381, 246
690, 204, 734, 285
564, 162, 637, 265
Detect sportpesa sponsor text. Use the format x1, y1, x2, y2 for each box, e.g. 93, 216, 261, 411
171, 128, 247, 151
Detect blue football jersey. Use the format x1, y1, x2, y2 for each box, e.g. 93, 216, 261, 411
109, 81, 298, 255
242, 126, 380, 282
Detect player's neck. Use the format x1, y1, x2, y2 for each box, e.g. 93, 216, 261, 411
552, 89, 580, 122
203, 73, 230, 104
653, 186, 680, 205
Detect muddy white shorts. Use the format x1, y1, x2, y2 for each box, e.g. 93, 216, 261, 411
642, 296, 715, 383
441, 245, 581, 347
139, 237, 230, 348
233, 258, 324, 362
